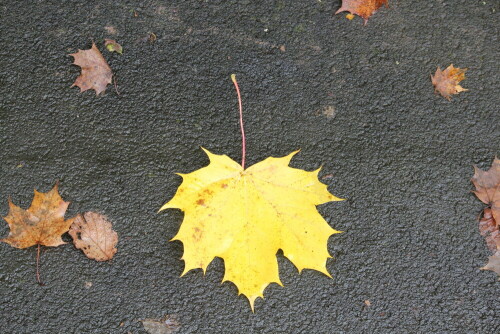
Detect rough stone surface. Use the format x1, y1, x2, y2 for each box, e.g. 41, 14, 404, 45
0, 1, 498, 333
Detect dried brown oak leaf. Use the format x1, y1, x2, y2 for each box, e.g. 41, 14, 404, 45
336, 0, 389, 24
472, 158, 500, 278
70, 43, 112, 95
69, 212, 118, 261
431, 65, 468, 100
1, 183, 74, 249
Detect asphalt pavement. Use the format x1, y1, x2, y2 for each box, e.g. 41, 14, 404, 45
0, 1, 498, 333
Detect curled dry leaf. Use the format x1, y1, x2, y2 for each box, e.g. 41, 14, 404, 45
336, 0, 389, 24
70, 43, 112, 95
104, 39, 123, 54
1, 183, 74, 249
431, 64, 468, 100
472, 158, 500, 278
69, 212, 118, 261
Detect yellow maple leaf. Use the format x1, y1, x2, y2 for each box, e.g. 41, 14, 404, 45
160, 148, 343, 309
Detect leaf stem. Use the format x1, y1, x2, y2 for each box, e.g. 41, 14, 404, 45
231, 74, 246, 169
36, 244, 44, 286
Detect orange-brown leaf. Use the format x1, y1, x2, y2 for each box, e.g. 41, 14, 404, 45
472, 157, 500, 223
431, 65, 468, 100
70, 43, 112, 95
69, 212, 118, 261
336, 0, 389, 24
1, 183, 75, 249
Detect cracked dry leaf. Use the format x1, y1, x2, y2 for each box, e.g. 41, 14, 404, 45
1, 183, 74, 249
431, 64, 468, 100
70, 43, 112, 95
69, 212, 118, 261
336, 0, 389, 24
160, 148, 343, 310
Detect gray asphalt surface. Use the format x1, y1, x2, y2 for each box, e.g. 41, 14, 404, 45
0, 1, 499, 333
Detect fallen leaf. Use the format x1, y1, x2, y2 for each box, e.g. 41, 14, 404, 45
481, 252, 500, 277
141, 315, 180, 334
336, 0, 389, 24
472, 158, 500, 278
105, 39, 123, 54
1, 183, 74, 249
70, 43, 112, 95
431, 64, 468, 100
1, 183, 75, 284
478, 208, 500, 252
160, 148, 343, 310
472, 157, 500, 222
69, 212, 118, 261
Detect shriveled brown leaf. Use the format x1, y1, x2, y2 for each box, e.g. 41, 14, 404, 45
472, 157, 500, 222
104, 39, 123, 54
70, 43, 112, 95
336, 0, 389, 24
431, 64, 468, 100
1, 183, 74, 249
69, 212, 118, 261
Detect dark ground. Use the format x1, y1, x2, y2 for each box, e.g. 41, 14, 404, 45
0, 1, 499, 333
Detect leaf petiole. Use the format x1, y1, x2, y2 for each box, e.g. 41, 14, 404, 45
231, 74, 246, 169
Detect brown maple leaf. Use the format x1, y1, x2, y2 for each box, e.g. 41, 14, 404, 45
70, 43, 112, 95
1, 183, 75, 284
431, 64, 468, 100
336, 0, 389, 24
69, 212, 118, 261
